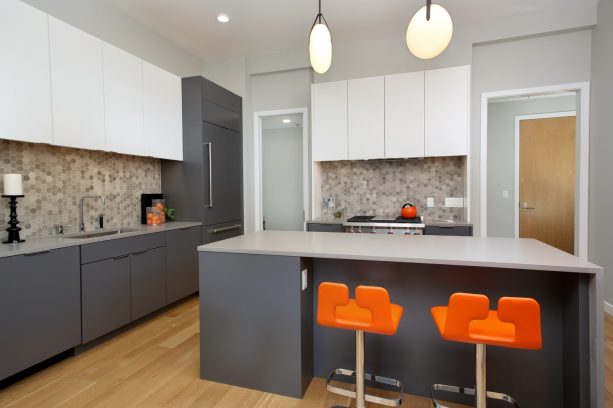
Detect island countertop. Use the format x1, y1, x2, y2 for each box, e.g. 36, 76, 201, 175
198, 230, 602, 274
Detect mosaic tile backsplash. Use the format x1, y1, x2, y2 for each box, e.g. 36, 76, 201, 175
0, 140, 161, 239
320, 157, 465, 220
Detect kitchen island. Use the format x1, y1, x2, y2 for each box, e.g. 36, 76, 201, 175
198, 231, 603, 408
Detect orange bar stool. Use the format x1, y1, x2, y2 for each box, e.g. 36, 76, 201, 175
317, 282, 404, 408
430, 293, 542, 408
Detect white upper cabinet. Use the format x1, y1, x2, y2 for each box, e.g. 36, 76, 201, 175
384, 72, 425, 158
103, 43, 145, 156
143, 61, 183, 161
424, 65, 470, 157
312, 81, 348, 161
348, 77, 384, 160
49, 16, 105, 151
0, 0, 52, 144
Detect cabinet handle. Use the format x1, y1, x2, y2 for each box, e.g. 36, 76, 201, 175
132, 250, 148, 256
113, 254, 129, 260
179, 227, 191, 231
210, 224, 242, 234
24, 250, 50, 256
205, 142, 213, 208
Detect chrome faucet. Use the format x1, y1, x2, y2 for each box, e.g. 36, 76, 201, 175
79, 195, 105, 232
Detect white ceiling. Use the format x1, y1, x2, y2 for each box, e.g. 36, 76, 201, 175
262, 113, 303, 130
102, 0, 597, 62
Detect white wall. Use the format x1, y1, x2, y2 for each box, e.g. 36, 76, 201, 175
487, 96, 577, 237
262, 126, 304, 231
471, 29, 592, 235
21, 0, 203, 76
589, 0, 613, 305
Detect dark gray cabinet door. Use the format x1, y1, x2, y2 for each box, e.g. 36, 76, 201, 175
82, 256, 131, 343
306, 223, 345, 233
0, 247, 81, 381
424, 225, 473, 236
203, 220, 244, 244
166, 226, 201, 304
203, 122, 243, 226
131, 247, 166, 321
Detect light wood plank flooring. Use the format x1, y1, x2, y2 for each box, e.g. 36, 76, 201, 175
0, 296, 610, 407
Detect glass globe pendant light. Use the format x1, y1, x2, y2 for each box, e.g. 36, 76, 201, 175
309, 0, 332, 74
406, 0, 453, 59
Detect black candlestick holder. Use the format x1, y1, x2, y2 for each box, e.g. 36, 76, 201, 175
2, 195, 25, 244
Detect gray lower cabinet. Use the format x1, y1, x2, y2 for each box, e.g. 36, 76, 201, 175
424, 225, 473, 236
166, 226, 201, 304
306, 223, 345, 233
0, 247, 81, 381
203, 220, 244, 244
131, 247, 166, 320
81, 255, 131, 343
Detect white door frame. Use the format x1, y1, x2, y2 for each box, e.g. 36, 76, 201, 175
253, 108, 309, 232
513, 111, 576, 238
480, 82, 590, 259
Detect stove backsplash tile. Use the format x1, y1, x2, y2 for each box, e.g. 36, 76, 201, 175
0, 139, 161, 239
320, 157, 465, 220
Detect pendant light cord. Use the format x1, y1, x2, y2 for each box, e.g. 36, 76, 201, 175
310, 0, 330, 32
426, 0, 432, 21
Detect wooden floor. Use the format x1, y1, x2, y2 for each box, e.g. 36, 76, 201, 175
0, 297, 610, 407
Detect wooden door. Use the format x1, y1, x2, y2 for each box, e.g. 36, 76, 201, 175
519, 116, 576, 254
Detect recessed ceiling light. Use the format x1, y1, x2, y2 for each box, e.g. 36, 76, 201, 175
216, 14, 230, 23
282, 119, 292, 123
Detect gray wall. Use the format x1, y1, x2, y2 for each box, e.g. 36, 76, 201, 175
244, 69, 313, 233
487, 96, 577, 237
589, 0, 613, 305
472, 29, 592, 235
21, 0, 203, 76
262, 126, 304, 231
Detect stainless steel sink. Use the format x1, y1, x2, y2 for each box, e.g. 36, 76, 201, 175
64, 228, 140, 239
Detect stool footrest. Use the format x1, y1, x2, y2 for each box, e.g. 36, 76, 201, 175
431, 383, 520, 408
326, 368, 403, 407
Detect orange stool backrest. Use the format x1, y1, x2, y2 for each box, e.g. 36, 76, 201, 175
317, 282, 398, 335
439, 293, 542, 350
497, 297, 542, 349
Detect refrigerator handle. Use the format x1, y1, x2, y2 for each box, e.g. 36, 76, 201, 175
205, 142, 213, 208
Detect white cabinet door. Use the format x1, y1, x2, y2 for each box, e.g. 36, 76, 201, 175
0, 0, 52, 144
385, 72, 425, 158
312, 81, 348, 161
424, 65, 470, 157
348, 77, 384, 160
143, 61, 183, 161
49, 16, 105, 150
103, 43, 144, 156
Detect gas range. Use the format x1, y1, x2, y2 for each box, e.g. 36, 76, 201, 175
343, 215, 425, 235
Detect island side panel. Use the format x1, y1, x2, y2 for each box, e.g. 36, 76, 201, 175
199, 252, 312, 398
312, 259, 589, 408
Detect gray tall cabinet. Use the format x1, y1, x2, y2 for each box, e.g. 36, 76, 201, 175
162, 77, 244, 244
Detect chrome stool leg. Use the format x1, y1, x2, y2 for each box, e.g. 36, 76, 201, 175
326, 330, 403, 407
431, 344, 520, 408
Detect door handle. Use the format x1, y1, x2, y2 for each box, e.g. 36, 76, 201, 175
520, 202, 536, 210
210, 224, 242, 234
205, 142, 213, 208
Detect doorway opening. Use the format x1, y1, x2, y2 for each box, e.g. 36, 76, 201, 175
254, 108, 309, 232
481, 83, 590, 258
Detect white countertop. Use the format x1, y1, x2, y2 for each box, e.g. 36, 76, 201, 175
0, 222, 202, 259
198, 231, 602, 274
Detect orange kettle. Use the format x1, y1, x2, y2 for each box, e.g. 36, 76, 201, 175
400, 202, 417, 219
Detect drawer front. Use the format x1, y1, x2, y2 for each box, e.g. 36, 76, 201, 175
81, 232, 165, 264
203, 220, 243, 244
424, 225, 473, 236
0, 247, 81, 380
307, 223, 345, 233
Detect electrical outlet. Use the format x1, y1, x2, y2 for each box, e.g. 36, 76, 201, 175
427, 197, 434, 208
445, 197, 464, 208
502, 190, 509, 199
301, 269, 308, 291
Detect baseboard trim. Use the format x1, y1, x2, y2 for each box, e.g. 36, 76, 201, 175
605, 301, 613, 316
